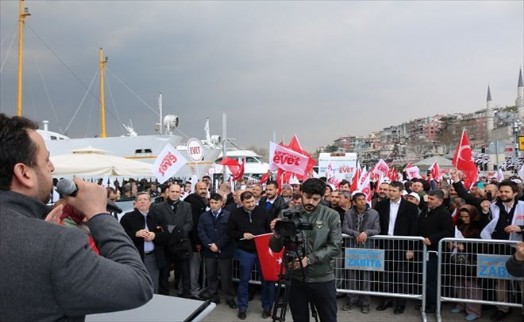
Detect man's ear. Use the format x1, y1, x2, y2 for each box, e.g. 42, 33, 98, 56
12, 162, 35, 190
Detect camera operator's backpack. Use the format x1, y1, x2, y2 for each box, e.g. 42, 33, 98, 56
166, 225, 192, 260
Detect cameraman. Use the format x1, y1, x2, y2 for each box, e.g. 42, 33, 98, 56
269, 178, 342, 322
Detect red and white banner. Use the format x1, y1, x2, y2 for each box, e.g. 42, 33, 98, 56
253, 233, 284, 281
153, 144, 188, 184
404, 165, 422, 179
372, 159, 390, 177
452, 129, 478, 188
269, 142, 309, 177
357, 168, 372, 204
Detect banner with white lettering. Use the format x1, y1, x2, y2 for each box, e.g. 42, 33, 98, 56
269, 142, 309, 176
153, 144, 188, 184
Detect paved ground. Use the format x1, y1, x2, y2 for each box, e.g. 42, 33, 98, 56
201, 295, 523, 322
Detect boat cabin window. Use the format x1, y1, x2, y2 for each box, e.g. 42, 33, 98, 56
245, 157, 259, 163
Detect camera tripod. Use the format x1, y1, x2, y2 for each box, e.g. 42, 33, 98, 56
271, 242, 318, 322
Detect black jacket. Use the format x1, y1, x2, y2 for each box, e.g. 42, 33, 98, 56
258, 195, 289, 220
418, 204, 454, 251
228, 205, 271, 253
184, 193, 208, 250
376, 198, 419, 237
198, 209, 235, 258
120, 209, 170, 268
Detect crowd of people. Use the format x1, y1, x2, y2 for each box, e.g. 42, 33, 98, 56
1, 112, 523, 321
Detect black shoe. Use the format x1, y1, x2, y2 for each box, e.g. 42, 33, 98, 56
361, 306, 370, 314
490, 310, 510, 321
394, 305, 405, 314
376, 301, 393, 311
238, 310, 247, 320
262, 310, 271, 319
227, 300, 238, 309
211, 298, 221, 305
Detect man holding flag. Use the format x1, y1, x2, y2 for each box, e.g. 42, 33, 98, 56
269, 178, 342, 322
227, 191, 275, 320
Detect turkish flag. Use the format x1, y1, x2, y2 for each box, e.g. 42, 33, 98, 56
452, 129, 478, 188
220, 157, 244, 181
253, 233, 284, 281
350, 165, 361, 192
428, 161, 441, 181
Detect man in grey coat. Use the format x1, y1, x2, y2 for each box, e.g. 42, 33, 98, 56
341, 192, 380, 314
0, 114, 153, 321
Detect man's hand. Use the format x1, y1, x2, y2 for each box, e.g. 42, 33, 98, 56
356, 232, 368, 244
405, 250, 414, 260
423, 238, 432, 246
135, 229, 149, 239
504, 225, 522, 234
45, 204, 63, 224
288, 256, 309, 270
144, 232, 155, 241
270, 218, 281, 232
242, 232, 255, 240
209, 243, 219, 252
64, 178, 107, 220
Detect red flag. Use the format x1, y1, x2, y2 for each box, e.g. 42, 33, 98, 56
220, 157, 244, 181
452, 129, 478, 188
428, 161, 441, 181
259, 171, 270, 185
350, 166, 361, 192
253, 233, 284, 281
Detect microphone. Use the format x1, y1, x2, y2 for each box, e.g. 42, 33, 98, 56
56, 179, 123, 214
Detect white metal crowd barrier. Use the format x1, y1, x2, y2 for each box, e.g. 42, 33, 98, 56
437, 238, 523, 322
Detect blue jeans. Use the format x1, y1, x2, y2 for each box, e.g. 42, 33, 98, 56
237, 249, 275, 311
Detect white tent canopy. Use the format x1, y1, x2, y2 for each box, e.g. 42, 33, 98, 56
50, 147, 153, 177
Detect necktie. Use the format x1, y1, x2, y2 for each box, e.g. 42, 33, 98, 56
213, 211, 219, 219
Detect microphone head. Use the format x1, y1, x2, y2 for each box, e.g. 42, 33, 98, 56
56, 179, 77, 196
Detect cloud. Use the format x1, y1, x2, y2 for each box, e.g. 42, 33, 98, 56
1, 1, 522, 151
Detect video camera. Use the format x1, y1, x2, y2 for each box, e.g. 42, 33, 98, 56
274, 210, 313, 243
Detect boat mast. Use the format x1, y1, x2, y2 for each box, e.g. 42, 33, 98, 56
16, 0, 30, 116
98, 48, 107, 138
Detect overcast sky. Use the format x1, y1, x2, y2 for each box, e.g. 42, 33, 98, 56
1, 1, 523, 151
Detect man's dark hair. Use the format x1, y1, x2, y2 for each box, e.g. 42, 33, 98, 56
0, 114, 39, 191
428, 189, 444, 200
209, 192, 223, 202
301, 178, 326, 196
325, 184, 333, 193
339, 179, 350, 187
352, 192, 365, 201
389, 181, 404, 191
266, 180, 279, 189
240, 191, 254, 201
499, 179, 519, 193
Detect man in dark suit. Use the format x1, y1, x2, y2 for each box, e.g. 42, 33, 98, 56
258, 180, 289, 220
375, 180, 419, 314
184, 181, 209, 299
120, 192, 170, 293
150, 183, 193, 297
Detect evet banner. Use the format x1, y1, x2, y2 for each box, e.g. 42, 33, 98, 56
269, 142, 309, 176
153, 144, 188, 184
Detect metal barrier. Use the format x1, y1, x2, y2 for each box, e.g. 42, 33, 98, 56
230, 235, 428, 320
437, 238, 523, 322
337, 235, 428, 321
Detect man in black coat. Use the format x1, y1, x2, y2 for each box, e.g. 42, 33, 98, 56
197, 193, 237, 309
375, 181, 419, 314
418, 190, 453, 313
183, 181, 209, 298
149, 183, 193, 297
120, 192, 170, 294
258, 180, 289, 220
